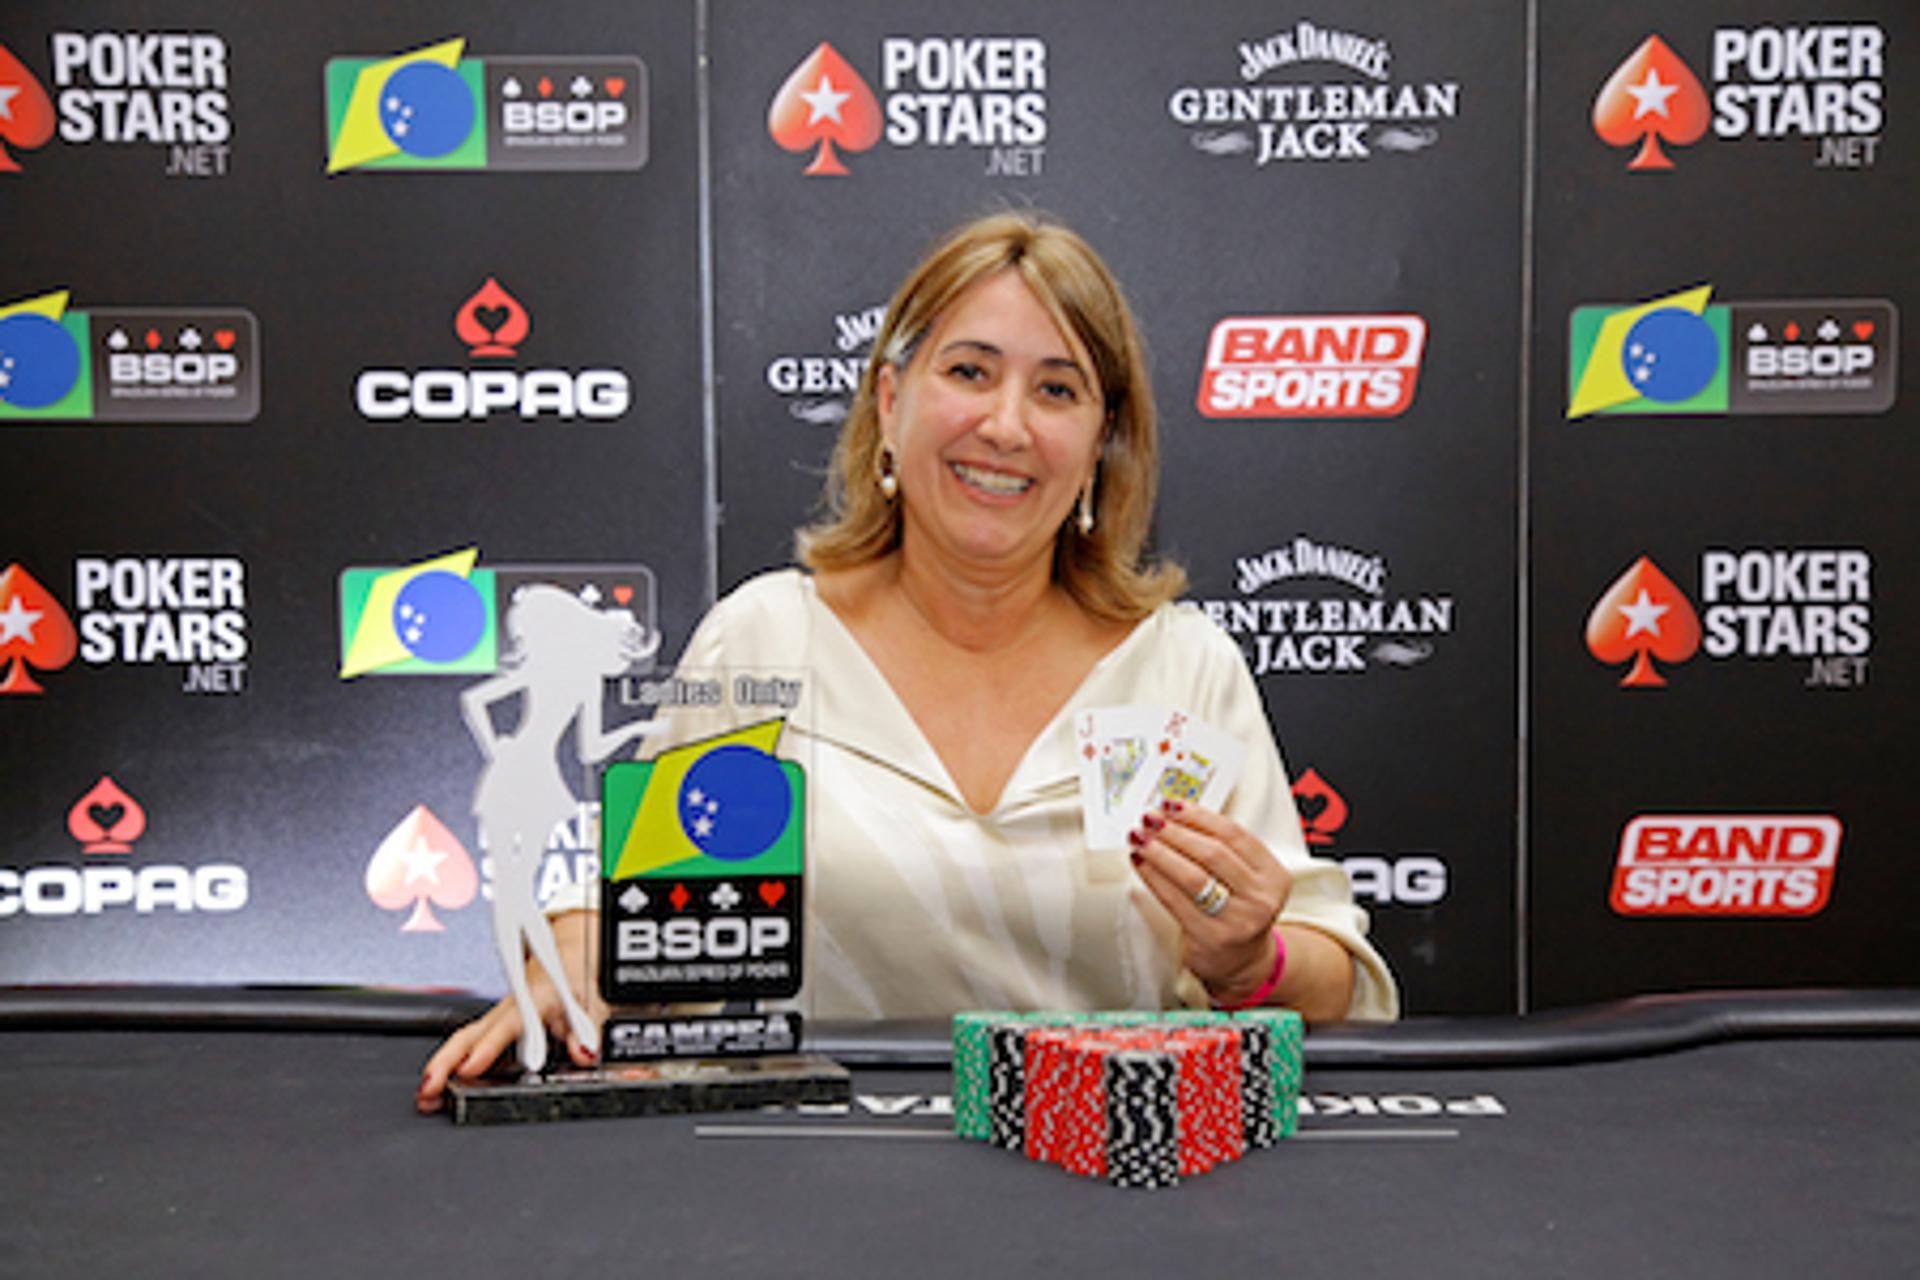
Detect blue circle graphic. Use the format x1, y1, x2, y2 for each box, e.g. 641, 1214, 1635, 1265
379, 62, 475, 158
1620, 308, 1720, 404
0, 314, 82, 410
679, 746, 792, 862
391, 570, 486, 663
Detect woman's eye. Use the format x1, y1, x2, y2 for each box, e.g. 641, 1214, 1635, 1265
1040, 381, 1079, 402
945, 362, 985, 382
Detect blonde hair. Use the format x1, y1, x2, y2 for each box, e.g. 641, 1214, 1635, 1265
796, 211, 1185, 622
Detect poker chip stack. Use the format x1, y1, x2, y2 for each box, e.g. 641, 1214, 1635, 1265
951, 1009, 1305, 1188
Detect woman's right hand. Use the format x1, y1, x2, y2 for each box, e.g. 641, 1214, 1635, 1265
415, 910, 605, 1113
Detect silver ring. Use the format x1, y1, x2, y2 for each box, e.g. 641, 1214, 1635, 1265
1193, 876, 1231, 917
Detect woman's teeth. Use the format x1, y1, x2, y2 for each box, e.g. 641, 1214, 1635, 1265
951, 463, 1033, 496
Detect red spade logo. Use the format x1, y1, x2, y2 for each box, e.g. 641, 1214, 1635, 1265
768, 42, 882, 176
0, 563, 77, 695
0, 43, 56, 174
365, 805, 478, 933
1586, 555, 1701, 688
1593, 35, 1710, 171
1290, 768, 1349, 847
454, 277, 531, 358
758, 881, 786, 907
67, 776, 148, 854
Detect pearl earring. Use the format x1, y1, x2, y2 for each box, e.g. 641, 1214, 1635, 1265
878, 446, 899, 501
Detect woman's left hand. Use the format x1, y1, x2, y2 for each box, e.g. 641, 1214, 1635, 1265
1128, 799, 1291, 1004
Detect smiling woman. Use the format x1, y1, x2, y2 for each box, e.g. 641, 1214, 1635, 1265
417, 212, 1398, 1112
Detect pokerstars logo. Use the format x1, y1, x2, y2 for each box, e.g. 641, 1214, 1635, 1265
1612, 814, 1842, 917
325, 38, 646, 174
1196, 315, 1426, 418
768, 37, 1049, 177
0, 776, 249, 918
1195, 535, 1454, 676
1594, 25, 1885, 171
1567, 285, 1897, 418
0, 290, 260, 422
365, 805, 477, 933
1291, 767, 1446, 907
1170, 19, 1460, 166
0, 558, 249, 697
1586, 550, 1872, 690
765, 302, 885, 425
0, 33, 233, 177
353, 279, 632, 422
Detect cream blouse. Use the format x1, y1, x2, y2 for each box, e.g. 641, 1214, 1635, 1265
579, 569, 1398, 1022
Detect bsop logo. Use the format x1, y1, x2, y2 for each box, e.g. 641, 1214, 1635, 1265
1612, 815, 1841, 917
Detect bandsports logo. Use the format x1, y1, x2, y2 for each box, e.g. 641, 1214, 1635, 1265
1588, 550, 1871, 690
0, 41, 56, 172
0, 290, 259, 422
353, 278, 632, 422
1197, 315, 1426, 418
1612, 815, 1841, 917
602, 718, 806, 1001
1595, 26, 1885, 171
365, 805, 477, 933
325, 38, 646, 174
768, 36, 1048, 177
1567, 286, 1896, 418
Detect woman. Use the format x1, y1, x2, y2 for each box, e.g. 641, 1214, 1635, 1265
419, 212, 1397, 1110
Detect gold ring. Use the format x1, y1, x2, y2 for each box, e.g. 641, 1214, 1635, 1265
1193, 876, 1231, 917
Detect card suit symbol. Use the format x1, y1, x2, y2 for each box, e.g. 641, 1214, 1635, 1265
1784, 321, 1801, 342
768, 42, 882, 176
1585, 555, 1700, 688
612, 584, 634, 605
0, 43, 57, 172
89, 803, 125, 831
669, 882, 690, 911
365, 805, 477, 933
502, 77, 523, 99
454, 277, 529, 357
605, 76, 626, 98
1817, 318, 1840, 342
1853, 320, 1875, 340
757, 881, 786, 907
1289, 768, 1348, 846
107, 329, 129, 350
214, 329, 236, 350
1747, 323, 1768, 342
67, 775, 146, 853
619, 884, 648, 913
144, 328, 162, 350
0, 562, 77, 695
537, 76, 554, 98
1593, 35, 1710, 171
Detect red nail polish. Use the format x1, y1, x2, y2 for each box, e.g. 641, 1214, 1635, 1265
1126, 828, 1144, 846
1143, 813, 1164, 831
1129, 851, 1142, 866
1164, 799, 1183, 814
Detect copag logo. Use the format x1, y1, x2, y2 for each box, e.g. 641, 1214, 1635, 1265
1197, 535, 1454, 676
325, 38, 646, 173
765, 302, 885, 425
0, 558, 248, 696
1612, 814, 1841, 917
1170, 18, 1460, 165
354, 279, 631, 422
1291, 767, 1445, 907
0, 776, 249, 918
768, 37, 1048, 177
1587, 550, 1871, 690
0, 290, 259, 422
1197, 315, 1425, 418
1568, 285, 1896, 418
0, 32, 232, 177
1595, 25, 1885, 171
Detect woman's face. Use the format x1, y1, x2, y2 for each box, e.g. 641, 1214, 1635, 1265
877, 269, 1105, 577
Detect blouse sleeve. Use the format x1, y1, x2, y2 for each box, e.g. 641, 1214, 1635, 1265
1192, 619, 1401, 1021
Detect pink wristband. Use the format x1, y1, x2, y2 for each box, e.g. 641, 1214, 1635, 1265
1215, 927, 1287, 1012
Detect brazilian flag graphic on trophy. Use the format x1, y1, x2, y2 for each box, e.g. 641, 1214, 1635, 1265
600, 719, 804, 1002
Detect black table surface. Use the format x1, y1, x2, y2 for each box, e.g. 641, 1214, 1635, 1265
4, 1026, 1915, 1279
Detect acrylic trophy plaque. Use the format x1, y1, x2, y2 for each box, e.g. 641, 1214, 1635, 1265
446, 665, 849, 1124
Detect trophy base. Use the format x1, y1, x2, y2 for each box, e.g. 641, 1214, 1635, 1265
444, 1052, 852, 1126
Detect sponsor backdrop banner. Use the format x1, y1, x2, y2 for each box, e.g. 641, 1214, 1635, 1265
2, 0, 1913, 1015
1531, 0, 1917, 1005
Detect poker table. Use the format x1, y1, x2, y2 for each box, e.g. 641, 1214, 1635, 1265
4, 988, 1916, 1278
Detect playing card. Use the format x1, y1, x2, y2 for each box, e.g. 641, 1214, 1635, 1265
1075, 705, 1158, 849
1117, 707, 1249, 828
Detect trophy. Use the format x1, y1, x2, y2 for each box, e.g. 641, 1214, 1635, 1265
446, 661, 849, 1124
